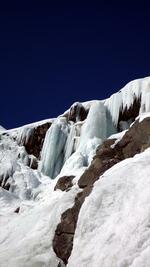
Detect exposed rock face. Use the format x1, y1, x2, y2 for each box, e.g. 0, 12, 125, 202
14, 207, 20, 213
78, 139, 120, 188
0, 173, 11, 191
54, 176, 75, 191
23, 122, 51, 159
68, 102, 88, 122
116, 117, 150, 157
53, 187, 91, 265
53, 117, 150, 265
118, 97, 141, 130
29, 156, 38, 169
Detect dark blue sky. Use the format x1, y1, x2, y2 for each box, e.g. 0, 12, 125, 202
0, 1, 150, 129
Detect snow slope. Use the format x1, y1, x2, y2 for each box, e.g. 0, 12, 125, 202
1, 76, 150, 267
0, 180, 82, 267
0, 132, 84, 267
68, 148, 150, 267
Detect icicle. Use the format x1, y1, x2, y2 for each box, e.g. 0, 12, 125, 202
39, 117, 69, 178
64, 123, 76, 162
105, 77, 150, 126
79, 101, 107, 148
16, 127, 34, 145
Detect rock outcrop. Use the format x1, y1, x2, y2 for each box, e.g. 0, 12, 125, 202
68, 102, 88, 122
0, 173, 11, 191
54, 176, 75, 192
53, 116, 150, 265
118, 96, 141, 129
23, 122, 51, 159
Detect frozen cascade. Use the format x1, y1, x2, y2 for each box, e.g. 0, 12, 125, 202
78, 101, 115, 164
40, 77, 150, 179
79, 101, 107, 148
60, 101, 114, 175
40, 101, 117, 179
63, 123, 76, 163
39, 117, 69, 178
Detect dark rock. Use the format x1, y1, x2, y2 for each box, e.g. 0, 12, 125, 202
54, 176, 75, 191
14, 207, 20, 213
116, 117, 150, 158
78, 139, 119, 188
20, 122, 51, 159
29, 157, 38, 169
118, 96, 141, 130
68, 102, 88, 122
53, 187, 91, 265
53, 117, 150, 265
57, 261, 66, 267
3, 182, 11, 191
0, 173, 11, 191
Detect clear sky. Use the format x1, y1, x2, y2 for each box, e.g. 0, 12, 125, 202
0, 1, 150, 129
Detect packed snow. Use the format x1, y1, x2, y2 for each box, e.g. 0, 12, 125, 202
0, 180, 81, 267
0, 131, 84, 267
68, 148, 150, 267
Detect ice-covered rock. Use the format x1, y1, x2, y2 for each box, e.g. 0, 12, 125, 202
1, 76, 150, 267
104, 76, 150, 126
68, 102, 88, 122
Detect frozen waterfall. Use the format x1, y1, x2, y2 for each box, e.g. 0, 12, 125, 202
60, 101, 116, 175
39, 117, 69, 178
40, 101, 117, 179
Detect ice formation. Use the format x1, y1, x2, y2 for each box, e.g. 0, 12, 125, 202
39, 77, 150, 180
104, 76, 150, 125
1, 76, 150, 267
7, 118, 53, 145
40, 101, 116, 178
0, 133, 42, 199
39, 117, 69, 178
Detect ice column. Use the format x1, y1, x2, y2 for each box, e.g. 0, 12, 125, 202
39, 117, 69, 178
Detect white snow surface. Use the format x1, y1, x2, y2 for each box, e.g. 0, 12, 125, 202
137, 112, 150, 122
0, 133, 41, 199
6, 118, 53, 145
0, 132, 84, 267
1, 76, 150, 267
0, 181, 81, 267
68, 148, 150, 267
